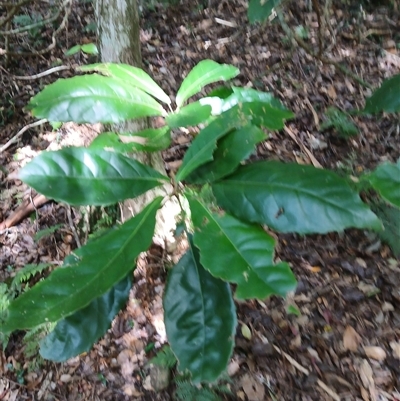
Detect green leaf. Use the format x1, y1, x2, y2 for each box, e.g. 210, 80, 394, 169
238, 102, 294, 130
175, 106, 245, 182
1, 197, 161, 333
79, 63, 171, 105
371, 200, 400, 257
186, 124, 266, 183
80, 43, 98, 55
166, 101, 212, 128
368, 159, 400, 208
65, 44, 81, 56
39, 273, 132, 362
286, 304, 301, 316
175, 101, 292, 183
176, 60, 239, 108
364, 74, 400, 114
90, 127, 171, 152
188, 196, 296, 299
321, 107, 358, 138
34, 224, 63, 241
27, 75, 165, 123
19, 148, 168, 206
248, 0, 282, 23
164, 237, 236, 383
212, 161, 382, 234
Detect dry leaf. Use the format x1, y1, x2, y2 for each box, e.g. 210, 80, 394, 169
327, 85, 337, 100
390, 341, 400, 359
228, 360, 240, 377
343, 325, 362, 352
364, 346, 387, 361
359, 359, 374, 388
240, 374, 265, 401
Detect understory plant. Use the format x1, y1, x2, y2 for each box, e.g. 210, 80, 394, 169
0, 60, 399, 383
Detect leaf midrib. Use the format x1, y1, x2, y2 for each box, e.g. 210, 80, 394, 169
22, 201, 156, 324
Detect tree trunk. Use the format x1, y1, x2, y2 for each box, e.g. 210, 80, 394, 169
94, 0, 175, 232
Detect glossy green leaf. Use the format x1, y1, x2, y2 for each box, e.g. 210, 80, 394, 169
65, 44, 81, 56
368, 159, 400, 208
175, 106, 247, 182
364, 74, 400, 114
27, 75, 165, 123
238, 102, 294, 129
186, 124, 266, 183
164, 238, 236, 383
80, 43, 98, 55
176, 60, 239, 108
79, 63, 171, 105
19, 148, 168, 206
188, 196, 296, 299
176, 102, 293, 182
166, 101, 212, 128
212, 161, 382, 234
40, 273, 132, 362
90, 127, 171, 152
1, 198, 161, 334
248, 0, 282, 23
200, 86, 294, 120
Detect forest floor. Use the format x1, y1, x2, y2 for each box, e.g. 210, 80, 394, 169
0, 0, 400, 400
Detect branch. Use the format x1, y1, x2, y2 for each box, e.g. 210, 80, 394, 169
0, 119, 47, 153
0, 64, 72, 80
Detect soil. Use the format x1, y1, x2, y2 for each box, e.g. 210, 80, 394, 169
0, 0, 399, 400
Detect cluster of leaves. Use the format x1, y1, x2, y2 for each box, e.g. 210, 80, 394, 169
0, 59, 399, 384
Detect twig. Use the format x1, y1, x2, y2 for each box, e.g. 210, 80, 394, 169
273, 345, 340, 401
0, 119, 47, 153
284, 125, 323, 168
0, 194, 49, 230
0, 64, 72, 80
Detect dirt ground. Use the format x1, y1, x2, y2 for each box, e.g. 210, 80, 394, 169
0, 0, 400, 400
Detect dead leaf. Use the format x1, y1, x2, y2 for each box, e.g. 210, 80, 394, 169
327, 85, 337, 100
228, 360, 240, 377
390, 341, 400, 359
240, 374, 265, 401
359, 359, 374, 388
364, 346, 387, 361
343, 325, 362, 352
